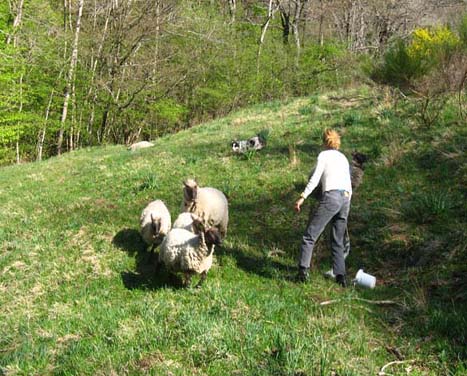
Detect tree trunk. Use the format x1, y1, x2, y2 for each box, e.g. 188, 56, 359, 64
228, 0, 236, 23
257, 0, 279, 74
58, 0, 84, 156
292, 0, 306, 64
7, 0, 25, 163
37, 89, 55, 161
318, 0, 324, 46
280, 10, 290, 45
6, 0, 24, 46
86, 2, 111, 143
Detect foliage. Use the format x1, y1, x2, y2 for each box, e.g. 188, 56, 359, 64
408, 26, 460, 61
401, 190, 457, 224
370, 39, 425, 89
149, 99, 189, 136
0, 2, 465, 167
369, 20, 467, 127
459, 14, 467, 47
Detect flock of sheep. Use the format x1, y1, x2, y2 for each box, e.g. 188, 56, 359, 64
134, 134, 367, 289
139, 179, 229, 288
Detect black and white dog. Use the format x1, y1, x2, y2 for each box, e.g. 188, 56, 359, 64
231, 134, 266, 153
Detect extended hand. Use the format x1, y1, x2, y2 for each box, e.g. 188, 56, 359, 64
294, 198, 304, 213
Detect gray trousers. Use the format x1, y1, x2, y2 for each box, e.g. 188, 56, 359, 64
299, 190, 351, 276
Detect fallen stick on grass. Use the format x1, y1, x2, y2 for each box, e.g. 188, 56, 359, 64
320, 298, 399, 306
378, 359, 415, 375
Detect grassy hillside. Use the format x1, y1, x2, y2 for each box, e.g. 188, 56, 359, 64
1, 86, 466, 375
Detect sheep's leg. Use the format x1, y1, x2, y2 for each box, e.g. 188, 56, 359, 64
183, 272, 193, 288
148, 243, 160, 267
153, 256, 161, 271
150, 236, 164, 254
195, 272, 207, 288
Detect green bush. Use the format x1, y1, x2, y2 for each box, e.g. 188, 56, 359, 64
402, 190, 457, 224
342, 111, 361, 126
295, 43, 349, 93
371, 39, 425, 89
459, 14, 467, 48
152, 99, 188, 131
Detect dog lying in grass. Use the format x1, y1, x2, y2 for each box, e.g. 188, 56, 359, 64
231, 130, 269, 154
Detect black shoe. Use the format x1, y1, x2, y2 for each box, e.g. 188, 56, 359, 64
336, 274, 347, 288
297, 267, 309, 283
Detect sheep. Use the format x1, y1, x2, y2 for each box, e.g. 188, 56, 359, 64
140, 200, 172, 252
159, 214, 222, 287
182, 179, 229, 239
172, 212, 196, 232
128, 141, 154, 152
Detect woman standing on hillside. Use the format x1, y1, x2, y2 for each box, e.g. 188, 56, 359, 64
294, 129, 352, 287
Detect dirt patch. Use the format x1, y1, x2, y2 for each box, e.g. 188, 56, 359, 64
135, 351, 165, 371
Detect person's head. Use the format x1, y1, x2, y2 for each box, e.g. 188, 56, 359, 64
322, 129, 341, 150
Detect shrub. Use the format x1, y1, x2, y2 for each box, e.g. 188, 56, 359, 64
402, 190, 457, 224
371, 39, 424, 89
371, 26, 462, 91
342, 112, 361, 126
136, 173, 160, 192
151, 99, 188, 134
459, 14, 467, 48
408, 26, 460, 63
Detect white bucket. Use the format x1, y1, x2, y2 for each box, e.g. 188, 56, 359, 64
354, 269, 376, 289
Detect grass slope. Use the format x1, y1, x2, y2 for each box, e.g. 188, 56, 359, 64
1, 86, 466, 375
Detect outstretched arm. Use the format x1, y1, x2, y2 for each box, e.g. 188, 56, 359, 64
295, 154, 325, 213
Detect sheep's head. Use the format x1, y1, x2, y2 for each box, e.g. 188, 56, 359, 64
204, 227, 222, 247
190, 213, 205, 234
183, 178, 198, 203
150, 213, 161, 238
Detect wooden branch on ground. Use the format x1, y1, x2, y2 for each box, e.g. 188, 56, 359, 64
320, 298, 399, 306
378, 359, 415, 375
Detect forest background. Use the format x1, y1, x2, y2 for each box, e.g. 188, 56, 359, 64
1, 0, 466, 166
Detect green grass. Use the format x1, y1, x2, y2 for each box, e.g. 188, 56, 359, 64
1, 86, 466, 375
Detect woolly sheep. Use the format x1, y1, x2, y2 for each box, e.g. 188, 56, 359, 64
159, 214, 222, 287
140, 200, 172, 252
128, 141, 154, 151
172, 212, 196, 232
182, 179, 229, 239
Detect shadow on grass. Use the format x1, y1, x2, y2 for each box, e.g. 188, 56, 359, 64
216, 244, 296, 281
113, 228, 184, 290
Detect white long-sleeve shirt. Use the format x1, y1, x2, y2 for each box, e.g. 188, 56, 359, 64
302, 149, 352, 199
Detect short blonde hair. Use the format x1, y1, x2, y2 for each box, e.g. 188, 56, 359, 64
323, 129, 341, 150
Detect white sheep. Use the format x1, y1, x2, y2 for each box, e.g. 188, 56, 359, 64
140, 200, 172, 252
172, 212, 196, 232
159, 214, 222, 287
182, 179, 229, 239
128, 141, 154, 152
